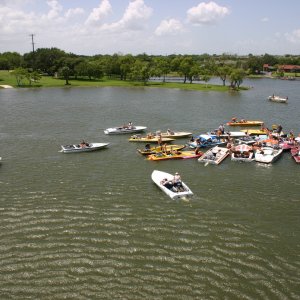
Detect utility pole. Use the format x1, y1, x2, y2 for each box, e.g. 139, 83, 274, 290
30, 34, 35, 53
30, 34, 35, 70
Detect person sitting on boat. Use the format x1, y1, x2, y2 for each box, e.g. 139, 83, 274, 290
215, 149, 223, 159
173, 172, 184, 191
128, 121, 133, 129
80, 140, 89, 148
167, 129, 175, 135
231, 117, 237, 123
288, 131, 295, 143
144, 143, 151, 151
161, 178, 174, 190
147, 132, 154, 139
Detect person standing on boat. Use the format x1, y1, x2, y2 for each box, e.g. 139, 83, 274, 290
157, 133, 162, 146
276, 124, 283, 135
218, 124, 225, 134
173, 172, 184, 191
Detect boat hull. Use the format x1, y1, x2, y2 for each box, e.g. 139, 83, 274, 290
104, 126, 147, 135
268, 96, 288, 103
198, 146, 229, 165
61, 143, 109, 153
129, 136, 175, 143
147, 151, 202, 161
254, 147, 283, 163
159, 131, 193, 138
290, 147, 300, 163
137, 144, 186, 155
226, 121, 264, 126
151, 170, 193, 200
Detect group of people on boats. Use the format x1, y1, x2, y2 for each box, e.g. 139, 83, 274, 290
231, 117, 247, 123
160, 172, 185, 192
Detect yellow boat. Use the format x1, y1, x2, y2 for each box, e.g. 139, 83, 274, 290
137, 144, 186, 155
147, 150, 203, 161
226, 120, 264, 126
129, 135, 175, 143
241, 129, 268, 135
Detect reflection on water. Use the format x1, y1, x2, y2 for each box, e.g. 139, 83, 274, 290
0, 79, 299, 299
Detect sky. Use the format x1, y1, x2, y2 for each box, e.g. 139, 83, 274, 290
0, 0, 300, 56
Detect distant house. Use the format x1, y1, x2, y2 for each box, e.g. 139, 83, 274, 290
278, 65, 300, 73
262, 64, 276, 72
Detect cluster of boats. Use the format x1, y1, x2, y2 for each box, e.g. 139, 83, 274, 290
56, 120, 299, 200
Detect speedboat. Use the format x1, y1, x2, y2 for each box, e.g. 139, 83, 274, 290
198, 146, 229, 165
137, 144, 186, 155
241, 129, 269, 135
268, 95, 288, 103
231, 144, 254, 162
226, 120, 264, 126
104, 126, 147, 135
156, 130, 193, 138
279, 139, 295, 151
151, 170, 193, 200
290, 147, 300, 163
187, 134, 227, 149
235, 135, 257, 145
147, 150, 203, 161
254, 146, 283, 163
129, 135, 175, 143
60, 142, 109, 153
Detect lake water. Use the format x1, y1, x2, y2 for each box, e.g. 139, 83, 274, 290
0, 78, 299, 299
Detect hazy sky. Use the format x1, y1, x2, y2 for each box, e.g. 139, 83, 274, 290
1, 0, 300, 56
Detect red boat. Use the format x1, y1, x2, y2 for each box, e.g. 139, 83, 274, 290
290, 147, 300, 163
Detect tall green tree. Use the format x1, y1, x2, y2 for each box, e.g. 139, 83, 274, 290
59, 66, 71, 85
128, 60, 151, 85
11, 67, 28, 86
216, 66, 232, 86
230, 69, 245, 89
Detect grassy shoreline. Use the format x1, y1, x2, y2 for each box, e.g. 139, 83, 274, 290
0, 70, 246, 91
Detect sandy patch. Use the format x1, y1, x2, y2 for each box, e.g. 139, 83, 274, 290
0, 85, 13, 88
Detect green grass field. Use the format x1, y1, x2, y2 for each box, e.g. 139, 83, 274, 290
0, 70, 237, 91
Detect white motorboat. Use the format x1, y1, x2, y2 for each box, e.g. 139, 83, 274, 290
151, 170, 193, 200
104, 126, 147, 135
268, 95, 288, 103
156, 130, 193, 138
60, 142, 109, 153
231, 144, 254, 162
254, 146, 283, 163
198, 146, 229, 165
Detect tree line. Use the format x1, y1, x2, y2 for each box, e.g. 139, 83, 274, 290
0, 49, 299, 88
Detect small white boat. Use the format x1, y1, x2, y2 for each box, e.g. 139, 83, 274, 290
151, 170, 193, 200
60, 142, 109, 153
254, 146, 283, 163
268, 95, 288, 103
157, 131, 193, 138
104, 126, 147, 135
198, 146, 229, 165
218, 131, 246, 138
231, 144, 254, 162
